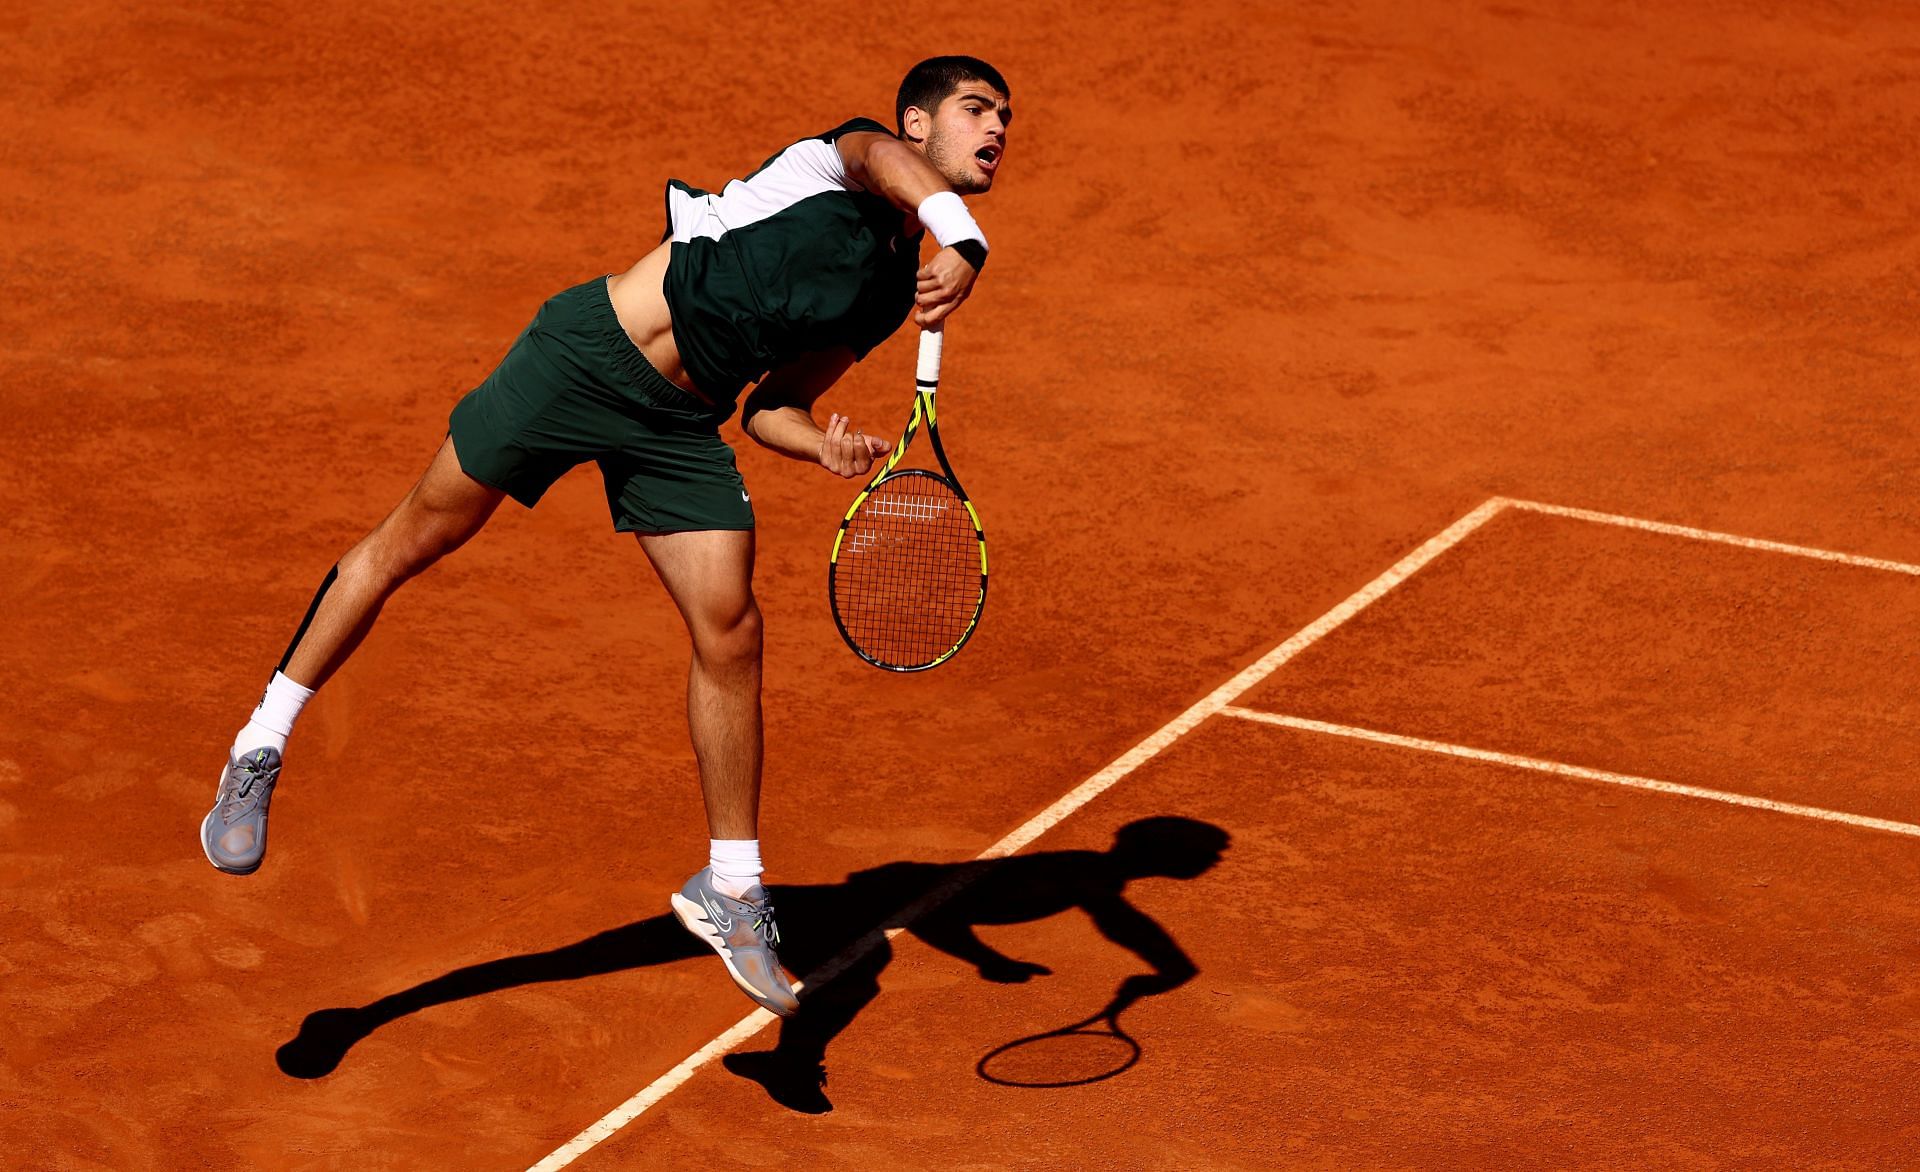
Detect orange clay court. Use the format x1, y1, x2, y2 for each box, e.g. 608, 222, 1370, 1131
6, 1, 1920, 1168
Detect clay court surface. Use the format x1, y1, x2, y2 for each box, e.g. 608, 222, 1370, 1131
8, 0, 1920, 1167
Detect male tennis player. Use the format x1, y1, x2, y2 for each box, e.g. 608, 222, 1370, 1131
200, 56, 1012, 1019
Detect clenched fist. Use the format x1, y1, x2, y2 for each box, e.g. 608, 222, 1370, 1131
913, 245, 980, 327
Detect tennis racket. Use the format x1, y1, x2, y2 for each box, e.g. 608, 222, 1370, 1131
976, 998, 1142, 1088
828, 326, 988, 671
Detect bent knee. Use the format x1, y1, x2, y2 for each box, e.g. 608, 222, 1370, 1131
692, 600, 763, 665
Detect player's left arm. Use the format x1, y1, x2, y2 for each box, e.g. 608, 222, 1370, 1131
739, 347, 891, 478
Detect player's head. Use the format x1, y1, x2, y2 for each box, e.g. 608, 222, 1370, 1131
1108, 816, 1230, 879
896, 55, 1012, 195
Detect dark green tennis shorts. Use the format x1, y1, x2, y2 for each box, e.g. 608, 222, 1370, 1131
449, 276, 752, 534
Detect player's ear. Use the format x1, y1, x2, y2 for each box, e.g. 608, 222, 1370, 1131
900, 104, 931, 144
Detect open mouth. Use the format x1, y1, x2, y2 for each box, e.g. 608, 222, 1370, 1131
973, 143, 1002, 173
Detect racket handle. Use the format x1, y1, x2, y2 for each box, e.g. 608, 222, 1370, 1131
916, 326, 944, 388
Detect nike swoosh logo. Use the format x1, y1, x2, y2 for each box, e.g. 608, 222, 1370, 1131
741, 490, 750, 502
701, 892, 735, 934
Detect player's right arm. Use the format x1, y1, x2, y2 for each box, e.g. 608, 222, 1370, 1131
837, 131, 953, 213
836, 131, 985, 328
1085, 895, 1198, 1005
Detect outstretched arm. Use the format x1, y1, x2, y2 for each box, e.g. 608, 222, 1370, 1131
836, 131, 985, 328
739, 348, 891, 479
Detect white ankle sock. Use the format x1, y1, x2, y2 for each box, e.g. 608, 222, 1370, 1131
709, 839, 764, 897
232, 671, 315, 757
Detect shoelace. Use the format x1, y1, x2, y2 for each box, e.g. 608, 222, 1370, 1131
748, 903, 782, 948
221, 754, 275, 820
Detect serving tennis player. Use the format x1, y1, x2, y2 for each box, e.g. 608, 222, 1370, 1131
200, 56, 1012, 1018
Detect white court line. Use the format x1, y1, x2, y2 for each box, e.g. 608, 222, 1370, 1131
1504, 498, 1920, 576
525, 498, 1514, 1171
1222, 708, 1920, 840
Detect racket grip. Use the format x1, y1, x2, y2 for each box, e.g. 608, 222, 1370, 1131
916, 327, 944, 387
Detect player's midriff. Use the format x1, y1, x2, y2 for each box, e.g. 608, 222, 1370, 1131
606, 243, 711, 405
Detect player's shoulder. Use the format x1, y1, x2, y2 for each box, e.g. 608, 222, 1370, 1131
742, 117, 893, 183
810, 116, 894, 145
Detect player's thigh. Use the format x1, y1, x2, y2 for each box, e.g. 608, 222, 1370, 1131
411, 433, 506, 517
369, 436, 506, 567
636, 528, 758, 634
606, 422, 758, 624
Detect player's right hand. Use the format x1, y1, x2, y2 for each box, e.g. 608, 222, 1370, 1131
819, 412, 890, 478
914, 246, 979, 327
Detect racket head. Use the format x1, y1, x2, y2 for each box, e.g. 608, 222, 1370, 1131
976, 1018, 1142, 1088
829, 468, 987, 672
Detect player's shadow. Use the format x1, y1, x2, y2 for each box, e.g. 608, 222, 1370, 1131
276, 816, 1228, 1114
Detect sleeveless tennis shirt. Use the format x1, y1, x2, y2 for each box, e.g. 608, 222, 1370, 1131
662, 118, 922, 403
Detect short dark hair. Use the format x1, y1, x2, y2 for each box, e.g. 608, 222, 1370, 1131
895, 56, 1009, 135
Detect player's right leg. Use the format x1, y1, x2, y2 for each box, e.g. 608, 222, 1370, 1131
202, 436, 505, 875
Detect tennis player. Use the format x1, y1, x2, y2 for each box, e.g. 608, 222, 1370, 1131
200, 56, 1012, 1019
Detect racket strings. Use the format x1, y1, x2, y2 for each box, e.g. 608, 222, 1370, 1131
834, 473, 982, 668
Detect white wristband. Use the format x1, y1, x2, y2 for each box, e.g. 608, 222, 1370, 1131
916, 191, 987, 252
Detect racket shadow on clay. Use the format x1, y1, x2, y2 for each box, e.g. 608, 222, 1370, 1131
976, 993, 1142, 1089
276, 816, 1228, 1116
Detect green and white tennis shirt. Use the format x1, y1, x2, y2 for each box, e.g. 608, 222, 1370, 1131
662, 117, 922, 403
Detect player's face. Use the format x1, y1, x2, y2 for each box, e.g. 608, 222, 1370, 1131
922, 83, 1011, 194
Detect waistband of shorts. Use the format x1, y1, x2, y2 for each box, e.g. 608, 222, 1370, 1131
579, 276, 730, 420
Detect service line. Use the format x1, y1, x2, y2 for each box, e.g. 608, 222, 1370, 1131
1504, 498, 1920, 576
1222, 707, 1920, 840
525, 498, 1515, 1170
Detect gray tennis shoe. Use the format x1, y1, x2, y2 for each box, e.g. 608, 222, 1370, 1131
671, 868, 800, 1017
200, 746, 281, 875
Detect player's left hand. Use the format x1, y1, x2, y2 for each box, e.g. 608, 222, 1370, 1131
914, 245, 979, 327
819, 412, 890, 478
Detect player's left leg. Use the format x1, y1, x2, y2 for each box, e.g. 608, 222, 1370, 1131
640, 528, 798, 1016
